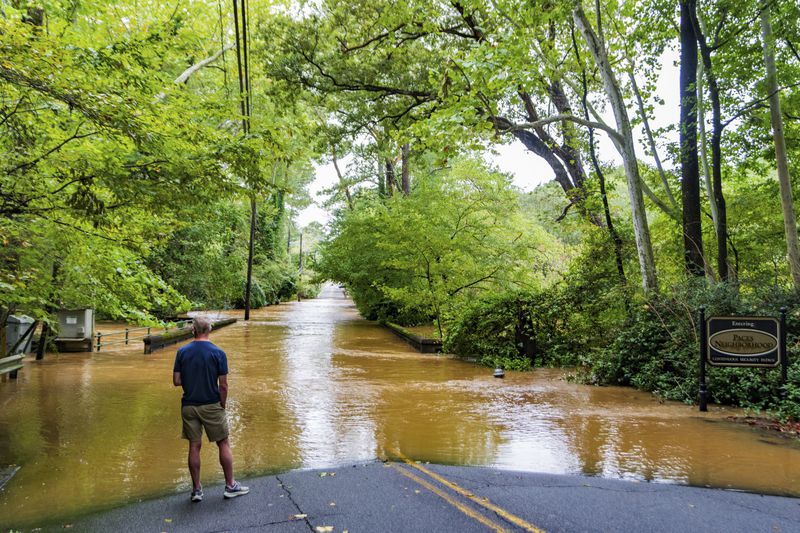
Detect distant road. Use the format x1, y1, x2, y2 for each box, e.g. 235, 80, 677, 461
45, 462, 800, 532
316, 283, 347, 299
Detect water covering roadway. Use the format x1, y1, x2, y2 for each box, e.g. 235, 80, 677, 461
0, 285, 798, 529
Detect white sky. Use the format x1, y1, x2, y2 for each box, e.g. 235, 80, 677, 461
297, 51, 680, 228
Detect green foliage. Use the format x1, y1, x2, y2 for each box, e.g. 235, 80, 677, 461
253, 261, 297, 304
445, 228, 633, 369
148, 201, 247, 309
583, 281, 799, 416
317, 158, 564, 327
443, 292, 531, 370
0, 2, 316, 325
234, 278, 267, 310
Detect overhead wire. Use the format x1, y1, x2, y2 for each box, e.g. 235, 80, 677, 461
232, 0, 256, 320
242, 0, 252, 120
232, 0, 249, 133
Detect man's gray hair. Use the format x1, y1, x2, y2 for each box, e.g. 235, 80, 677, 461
192, 316, 213, 336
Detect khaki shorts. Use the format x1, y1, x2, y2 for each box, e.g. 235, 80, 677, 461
181, 403, 229, 442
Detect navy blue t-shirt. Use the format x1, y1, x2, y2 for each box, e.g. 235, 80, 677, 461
173, 340, 229, 406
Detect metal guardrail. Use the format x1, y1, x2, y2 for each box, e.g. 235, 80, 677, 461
95, 319, 192, 351
143, 318, 236, 354
0, 354, 24, 376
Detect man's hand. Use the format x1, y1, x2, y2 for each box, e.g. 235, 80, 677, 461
219, 374, 228, 409
173, 371, 182, 387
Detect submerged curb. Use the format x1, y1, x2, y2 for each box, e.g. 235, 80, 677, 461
384, 322, 443, 353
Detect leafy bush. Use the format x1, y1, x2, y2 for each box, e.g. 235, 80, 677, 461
256, 262, 296, 303
584, 280, 799, 418
444, 227, 632, 369
233, 278, 267, 309
316, 158, 564, 329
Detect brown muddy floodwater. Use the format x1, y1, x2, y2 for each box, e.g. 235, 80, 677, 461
1, 286, 799, 528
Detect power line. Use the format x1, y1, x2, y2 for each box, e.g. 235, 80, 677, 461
232, 0, 250, 133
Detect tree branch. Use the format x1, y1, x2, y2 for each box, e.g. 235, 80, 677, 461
722, 80, 800, 127
498, 113, 624, 144
6, 125, 97, 175
448, 267, 501, 297
173, 44, 235, 84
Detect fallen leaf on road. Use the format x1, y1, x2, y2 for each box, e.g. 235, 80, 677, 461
164, 518, 173, 523
292, 514, 307, 520
315, 526, 334, 532
329, 502, 336, 506
414, 490, 420, 494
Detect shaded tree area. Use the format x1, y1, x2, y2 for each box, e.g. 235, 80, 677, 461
1, 1, 317, 345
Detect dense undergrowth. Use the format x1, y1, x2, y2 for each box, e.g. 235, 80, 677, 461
444, 279, 799, 422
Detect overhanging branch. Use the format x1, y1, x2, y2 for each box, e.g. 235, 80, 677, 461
498, 113, 624, 144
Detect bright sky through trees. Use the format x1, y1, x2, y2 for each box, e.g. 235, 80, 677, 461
298, 50, 680, 228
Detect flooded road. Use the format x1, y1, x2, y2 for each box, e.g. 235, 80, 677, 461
1, 286, 798, 527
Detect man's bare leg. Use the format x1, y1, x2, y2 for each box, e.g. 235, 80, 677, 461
188, 441, 202, 490
217, 437, 234, 487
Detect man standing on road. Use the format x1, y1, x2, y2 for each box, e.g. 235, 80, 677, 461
173, 316, 249, 502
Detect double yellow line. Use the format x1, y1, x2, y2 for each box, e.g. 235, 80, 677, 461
388, 448, 546, 533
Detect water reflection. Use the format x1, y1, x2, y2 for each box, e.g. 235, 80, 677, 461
0, 286, 798, 528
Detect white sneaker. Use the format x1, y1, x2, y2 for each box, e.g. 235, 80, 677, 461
223, 481, 250, 499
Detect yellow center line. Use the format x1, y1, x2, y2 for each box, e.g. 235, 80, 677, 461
389, 463, 509, 532
389, 448, 547, 533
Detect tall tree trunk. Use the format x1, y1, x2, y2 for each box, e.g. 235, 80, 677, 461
401, 143, 411, 195
691, 8, 729, 281
628, 69, 678, 210
761, 9, 800, 291
572, 28, 627, 286
697, 47, 718, 234
680, 0, 704, 277
573, 6, 658, 293
384, 158, 395, 197
332, 150, 354, 210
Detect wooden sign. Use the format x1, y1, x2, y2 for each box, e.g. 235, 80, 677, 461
706, 316, 781, 368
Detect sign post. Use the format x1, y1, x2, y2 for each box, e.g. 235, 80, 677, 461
699, 307, 708, 412
699, 308, 787, 412
781, 307, 788, 400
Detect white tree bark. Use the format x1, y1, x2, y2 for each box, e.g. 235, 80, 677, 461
573, 5, 658, 292
761, 9, 800, 291
155, 45, 234, 101
628, 69, 677, 210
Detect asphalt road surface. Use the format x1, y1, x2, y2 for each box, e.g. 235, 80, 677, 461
37, 460, 800, 532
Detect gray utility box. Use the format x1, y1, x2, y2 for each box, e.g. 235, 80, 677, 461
55, 309, 95, 352
5, 314, 35, 355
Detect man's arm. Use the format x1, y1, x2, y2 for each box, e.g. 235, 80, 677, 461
219, 374, 228, 408
173, 372, 182, 386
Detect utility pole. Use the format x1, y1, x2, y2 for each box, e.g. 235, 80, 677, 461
299, 232, 303, 272
233, 0, 256, 320
297, 232, 303, 302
